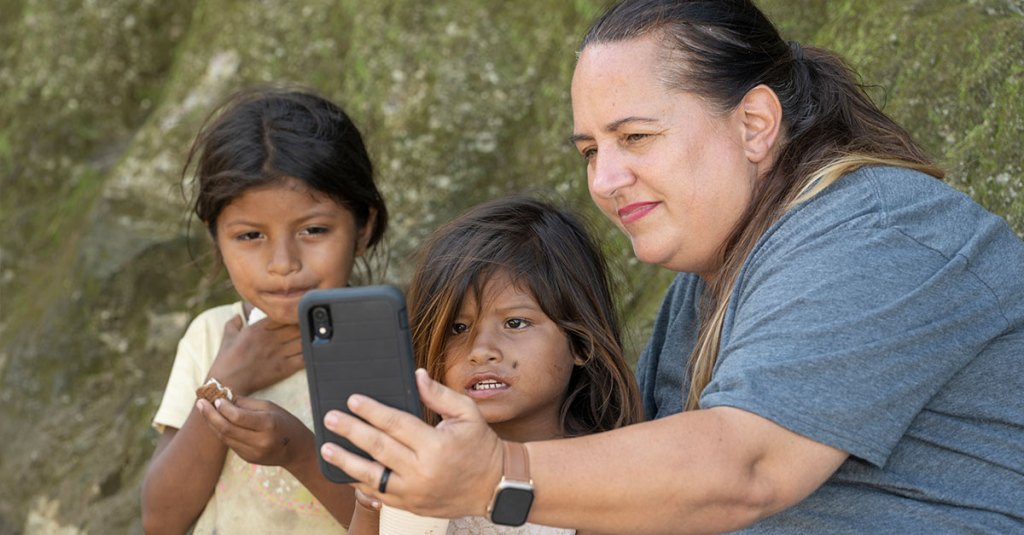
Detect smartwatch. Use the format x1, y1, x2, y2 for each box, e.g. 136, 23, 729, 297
487, 441, 534, 526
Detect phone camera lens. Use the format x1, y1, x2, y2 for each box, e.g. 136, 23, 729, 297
311, 306, 332, 341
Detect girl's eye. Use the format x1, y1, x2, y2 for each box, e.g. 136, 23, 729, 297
504, 318, 529, 329
450, 322, 469, 335
236, 231, 263, 241
301, 226, 329, 236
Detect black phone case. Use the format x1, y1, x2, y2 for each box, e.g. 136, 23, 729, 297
299, 285, 421, 483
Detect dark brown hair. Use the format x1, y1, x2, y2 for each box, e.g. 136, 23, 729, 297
406, 196, 643, 435
183, 86, 388, 277
581, 0, 943, 410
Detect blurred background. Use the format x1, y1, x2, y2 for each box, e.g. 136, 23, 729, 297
0, 0, 1021, 533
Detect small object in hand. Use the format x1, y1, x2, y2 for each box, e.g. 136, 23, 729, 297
196, 377, 235, 403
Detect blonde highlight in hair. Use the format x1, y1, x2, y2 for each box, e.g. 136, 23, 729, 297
406, 197, 644, 430
583, 0, 943, 411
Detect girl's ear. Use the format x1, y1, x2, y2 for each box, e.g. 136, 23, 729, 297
739, 84, 783, 165
354, 207, 377, 257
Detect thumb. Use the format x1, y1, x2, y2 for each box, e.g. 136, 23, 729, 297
415, 368, 482, 423
223, 314, 243, 335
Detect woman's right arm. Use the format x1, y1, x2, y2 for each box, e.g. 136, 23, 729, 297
140, 411, 228, 535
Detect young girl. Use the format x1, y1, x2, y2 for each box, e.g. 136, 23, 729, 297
346, 196, 644, 534
141, 87, 387, 534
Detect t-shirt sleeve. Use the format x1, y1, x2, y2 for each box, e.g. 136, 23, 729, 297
152, 307, 235, 432
700, 227, 1009, 467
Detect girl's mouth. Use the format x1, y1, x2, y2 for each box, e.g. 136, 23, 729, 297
472, 380, 508, 391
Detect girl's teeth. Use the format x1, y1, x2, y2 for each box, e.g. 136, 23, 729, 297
473, 381, 506, 390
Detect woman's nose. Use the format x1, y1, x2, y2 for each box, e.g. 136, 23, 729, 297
589, 148, 634, 198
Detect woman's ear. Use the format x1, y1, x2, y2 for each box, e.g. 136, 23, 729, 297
739, 84, 782, 165
354, 207, 377, 257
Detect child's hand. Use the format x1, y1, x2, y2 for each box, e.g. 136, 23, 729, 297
196, 396, 313, 470
207, 315, 303, 396
354, 488, 381, 512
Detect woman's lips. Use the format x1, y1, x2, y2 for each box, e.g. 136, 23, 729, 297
617, 202, 659, 224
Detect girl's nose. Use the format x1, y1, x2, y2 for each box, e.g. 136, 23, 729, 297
267, 238, 301, 275
467, 329, 503, 366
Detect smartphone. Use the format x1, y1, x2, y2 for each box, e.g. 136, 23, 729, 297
299, 285, 422, 483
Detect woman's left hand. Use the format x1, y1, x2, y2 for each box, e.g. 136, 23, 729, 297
320, 369, 504, 519
197, 396, 314, 470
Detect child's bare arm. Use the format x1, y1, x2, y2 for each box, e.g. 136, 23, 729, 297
140, 412, 228, 534
198, 397, 357, 526
140, 315, 305, 534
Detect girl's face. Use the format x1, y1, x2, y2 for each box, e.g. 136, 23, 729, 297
571, 37, 758, 278
215, 177, 372, 325
442, 271, 580, 443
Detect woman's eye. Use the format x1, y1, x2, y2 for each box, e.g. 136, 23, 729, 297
505, 318, 529, 329
624, 133, 649, 143
580, 147, 597, 162
450, 323, 469, 335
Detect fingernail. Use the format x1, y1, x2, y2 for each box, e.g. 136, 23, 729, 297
371, 500, 381, 511
196, 401, 204, 413
214, 399, 222, 409
348, 395, 363, 409
320, 444, 334, 460
325, 412, 338, 427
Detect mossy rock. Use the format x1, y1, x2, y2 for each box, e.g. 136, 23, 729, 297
0, 1, 1020, 532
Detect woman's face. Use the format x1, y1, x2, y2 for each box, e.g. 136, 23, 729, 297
571, 37, 758, 278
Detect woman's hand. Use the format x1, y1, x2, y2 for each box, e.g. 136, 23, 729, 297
206, 315, 304, 396
196, 396, 312, 470
321, 369, 504, 519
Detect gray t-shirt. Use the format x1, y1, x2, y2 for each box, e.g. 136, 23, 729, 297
637, 166, 1024, 533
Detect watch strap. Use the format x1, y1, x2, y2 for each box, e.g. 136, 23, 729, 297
502, 441, 531, 483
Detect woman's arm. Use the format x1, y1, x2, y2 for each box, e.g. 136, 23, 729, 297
321, 370, 847, 534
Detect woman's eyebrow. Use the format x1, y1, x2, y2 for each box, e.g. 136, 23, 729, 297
569, 116, 660, 144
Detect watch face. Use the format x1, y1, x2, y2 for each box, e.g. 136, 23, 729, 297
491, 484, 534, 526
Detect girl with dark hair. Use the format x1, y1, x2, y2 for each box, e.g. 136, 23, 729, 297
142, 87, 388, 534
347, 196, 642, 534
320, 1, 1023, 533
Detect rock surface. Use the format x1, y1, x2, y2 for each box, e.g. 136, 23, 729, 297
0, 1, 1020, 532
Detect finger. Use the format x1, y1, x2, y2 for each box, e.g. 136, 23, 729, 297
215, 397, 272, 432
354, 488, 381, 510
345, 393, 439, 452
196, 398, 237, 438
284, 352, 305, 371
322, 408, 418, 473
413, 368, 484, 424
222, 315, 243, 336
320, 440, 394, 498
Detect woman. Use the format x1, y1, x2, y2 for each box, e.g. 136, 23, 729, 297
322, 1, 1024, 533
